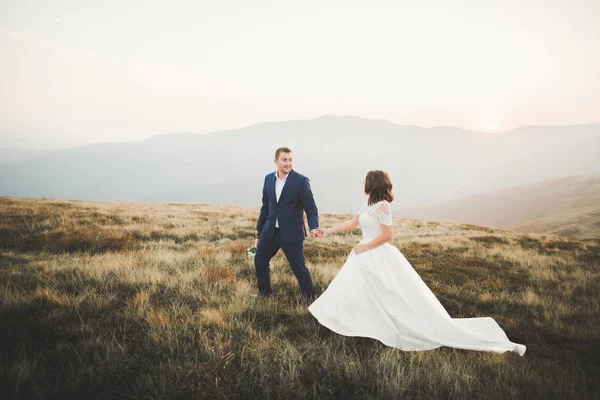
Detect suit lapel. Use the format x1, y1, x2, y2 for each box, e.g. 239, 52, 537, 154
271, 172, 277, 203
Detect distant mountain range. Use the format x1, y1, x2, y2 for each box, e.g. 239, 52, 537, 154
403, 174, 600, 238
1, 115, 599, 223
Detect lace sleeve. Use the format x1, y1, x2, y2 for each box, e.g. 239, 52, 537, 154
375, 201, 393, 226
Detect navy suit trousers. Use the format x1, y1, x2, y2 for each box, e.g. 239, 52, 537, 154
254, 228, 315, 302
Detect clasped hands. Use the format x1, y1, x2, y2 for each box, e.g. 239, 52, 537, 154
310, 228, 326, 239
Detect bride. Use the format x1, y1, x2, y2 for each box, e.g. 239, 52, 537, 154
308, 170, 526, 356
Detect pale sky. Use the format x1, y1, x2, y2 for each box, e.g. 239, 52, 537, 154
1, 0, 599, 148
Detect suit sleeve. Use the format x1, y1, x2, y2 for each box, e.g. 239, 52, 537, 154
256, 176, 268, 232
300, 177, 319, 230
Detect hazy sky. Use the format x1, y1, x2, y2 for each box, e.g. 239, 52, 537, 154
1, 0, 599, 148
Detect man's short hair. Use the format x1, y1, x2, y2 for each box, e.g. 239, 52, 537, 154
275, 147, 293, 160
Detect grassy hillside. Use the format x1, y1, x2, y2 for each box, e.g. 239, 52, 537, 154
1, 197, 599, 399
403, 174, 600, 239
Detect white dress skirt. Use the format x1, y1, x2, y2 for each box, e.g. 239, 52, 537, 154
308, 200, 526, 356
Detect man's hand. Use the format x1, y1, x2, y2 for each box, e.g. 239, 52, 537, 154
255, 230, 261, 239
310, 229, 320, 239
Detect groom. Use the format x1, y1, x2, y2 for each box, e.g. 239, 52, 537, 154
254, 147, 319, 303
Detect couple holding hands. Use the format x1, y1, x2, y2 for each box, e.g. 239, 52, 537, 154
254, 146, 526, 355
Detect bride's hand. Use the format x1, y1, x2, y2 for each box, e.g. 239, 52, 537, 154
320, 228, 330, 238
353, 244, 367, 254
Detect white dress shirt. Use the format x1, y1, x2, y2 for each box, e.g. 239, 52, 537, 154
275, 170, 289, 228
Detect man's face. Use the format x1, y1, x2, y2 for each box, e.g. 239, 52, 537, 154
274, 152, 293, 175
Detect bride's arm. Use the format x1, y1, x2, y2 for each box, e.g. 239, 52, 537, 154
356, 224, 393, 252
323, 215, 359, 236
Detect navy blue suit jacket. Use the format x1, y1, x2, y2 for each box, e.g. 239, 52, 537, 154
255, 169, 319, 243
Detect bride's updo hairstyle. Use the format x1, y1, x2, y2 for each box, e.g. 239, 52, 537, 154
364, 170, 395, 206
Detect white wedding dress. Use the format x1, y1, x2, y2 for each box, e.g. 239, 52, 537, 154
308, 200, 526, 356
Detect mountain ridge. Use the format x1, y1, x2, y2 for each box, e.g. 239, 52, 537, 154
1, 116, 598, 229
4, 115, 600, 152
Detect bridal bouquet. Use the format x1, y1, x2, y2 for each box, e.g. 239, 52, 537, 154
247, 238, 259, 259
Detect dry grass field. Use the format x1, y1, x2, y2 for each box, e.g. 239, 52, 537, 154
1, 197, 599, 399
